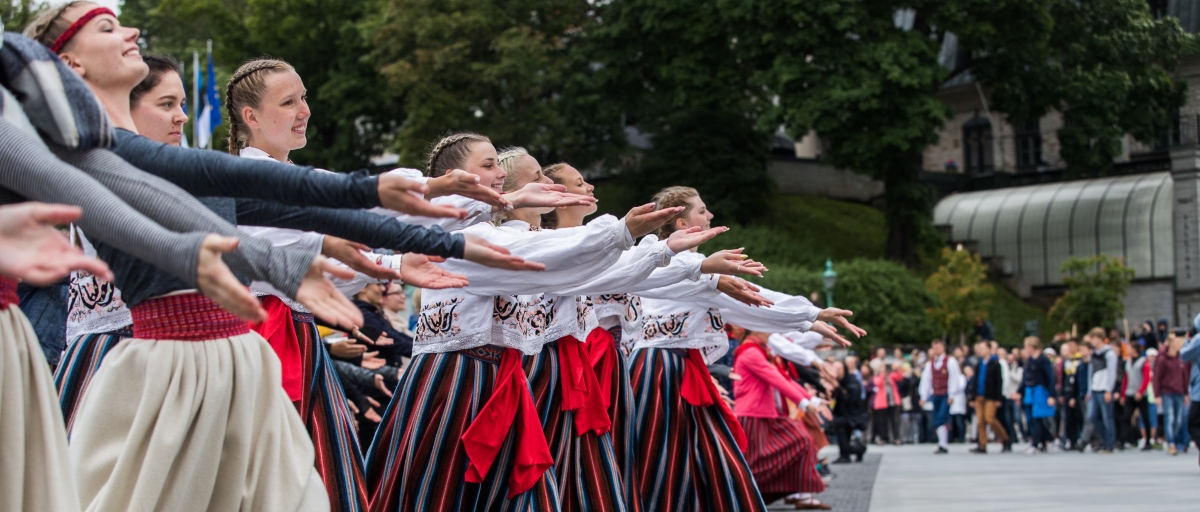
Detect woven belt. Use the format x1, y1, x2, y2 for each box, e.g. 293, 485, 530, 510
131, 293, 250, 341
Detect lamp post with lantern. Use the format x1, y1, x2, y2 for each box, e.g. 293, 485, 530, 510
822, 258, 837, 308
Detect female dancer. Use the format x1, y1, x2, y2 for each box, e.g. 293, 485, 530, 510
0, 202, 110, 512
21, 10, 537, 510
733, 330, 830, 510
628, 186, 863, 512
365, 133, 686, 512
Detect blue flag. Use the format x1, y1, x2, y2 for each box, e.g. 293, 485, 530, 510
197, 44, 222, 148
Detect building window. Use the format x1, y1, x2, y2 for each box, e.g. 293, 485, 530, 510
1015, 121, 1042, 172
962, 113, 993, 174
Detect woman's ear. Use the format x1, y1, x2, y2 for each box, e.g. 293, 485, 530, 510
241, 105, 258, 130
58, 53, 84, 75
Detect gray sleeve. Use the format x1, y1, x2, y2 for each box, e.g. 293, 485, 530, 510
0, 118, 204, 285
47, 144, 314, 299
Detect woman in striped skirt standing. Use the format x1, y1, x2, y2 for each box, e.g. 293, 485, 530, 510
627, 186, 865, 512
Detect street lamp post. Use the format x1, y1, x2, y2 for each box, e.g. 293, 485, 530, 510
822, 258, 837, 308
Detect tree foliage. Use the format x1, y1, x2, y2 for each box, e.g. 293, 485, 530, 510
725, 0, 1192, 263
756, 259, 939, 352
925, 247, 995, 341
1049, 254, 1135, 331
3, 0, 44, 32
121, 0, 396, 170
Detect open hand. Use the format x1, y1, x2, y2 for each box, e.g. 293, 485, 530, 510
400, 254, 470, 288
428, 169, 511, 210
461, 234, 545, 271
378, 173, 469, 219
810, 321, 851, 348
322, 236, 401, 280
373, 373, 393, 398
195, 234, 267, 322
361, 351, 386, 370
329, 340, 367, 358
506, 182, 596, 210
716, 275, 773, 307
666, 226, 729, 253
700, 248, 766, 276
816, 308, 867, 338
298, 256, 364, 330
0, 202, 112, 285
623, 203, 684, 239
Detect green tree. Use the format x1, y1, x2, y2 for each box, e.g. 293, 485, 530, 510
755, 259, 938, 352
3, 0, 45, 32
926, 247, 995, 343
120, 0, 396, 170
573, 0, 776, 223
728, 0, 1193, 264
1049, 254, 1135, 331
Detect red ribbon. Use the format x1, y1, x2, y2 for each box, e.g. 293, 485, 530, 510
50, 7, 115, 54
585, 327, 617, 412
680, 348, 748, 451
250, 295, 304, 402
460, 348, 553, 498
558, 335, 611, 436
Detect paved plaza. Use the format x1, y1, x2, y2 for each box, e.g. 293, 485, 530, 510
766, 444, 1199, 511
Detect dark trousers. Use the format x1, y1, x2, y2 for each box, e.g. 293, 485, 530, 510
873, 407, 898, 443
1189, 401, 1200, 452
1121, 396, 1150, 442
833, 414, 867, 459
999, 399, 1018, 442
1061, 399, 1082, 447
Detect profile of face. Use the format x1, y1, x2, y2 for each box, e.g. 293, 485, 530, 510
673, 195, 713, 231
56, 4, 147, 90
462, 142, 504, 192
506, 154, 554, 213
242, 70, 310, 156
381, 283, 406, 313
552, 166, 597, 217
131, 71, 187, 146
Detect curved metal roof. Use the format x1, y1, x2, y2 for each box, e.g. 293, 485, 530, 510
933, 173, 1173, 287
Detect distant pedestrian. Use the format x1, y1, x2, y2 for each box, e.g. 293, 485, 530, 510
1019, 337, 1056, 453
919, 339, 962, 454
1085, 328, 1119, 453
1153, 338, 1190, 455
970, 341, 1009, 454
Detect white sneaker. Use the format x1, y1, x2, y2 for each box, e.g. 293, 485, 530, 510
1024, 446, 1038, 455
1047, 443, 1062, 453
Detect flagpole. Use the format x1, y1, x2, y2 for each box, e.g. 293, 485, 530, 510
192, 50, 200, 149
205, 40, 213, 149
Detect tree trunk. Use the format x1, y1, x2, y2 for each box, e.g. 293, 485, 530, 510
883, 154, 930, 268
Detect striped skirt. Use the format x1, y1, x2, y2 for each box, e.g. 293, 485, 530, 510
737, 417, 824, 494
53, 329, 128, 436
628, 348, 766, 512
594, 334, 641, 512
291, 314, 370, 512
543, 341, 628, 512
365, 346, 560, 512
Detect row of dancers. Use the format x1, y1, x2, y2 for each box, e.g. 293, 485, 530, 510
0, 2, 866, 511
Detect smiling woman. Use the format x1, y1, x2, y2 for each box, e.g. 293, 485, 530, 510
224, 58, 307, 160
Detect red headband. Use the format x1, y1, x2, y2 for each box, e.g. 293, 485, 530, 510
50, 7, 115, 54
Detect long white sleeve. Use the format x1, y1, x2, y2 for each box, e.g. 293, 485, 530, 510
767, 333, 819, 366
548, 235, 688, 296
947, 357, 964, 396
637, 273, 722, 300
370, 168, 494, 232
783, 330, 825, 349
329, 252, 402, 297
709, 285, 820, 333
434, 216, 633, 296
919, 361, 932, 401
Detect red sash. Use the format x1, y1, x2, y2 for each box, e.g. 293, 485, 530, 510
558, 334, 611, 435
681, 348, 748, 451
585, 327, 616, 411
0, 276, 16, 309
250, 295, 304, 401
460, 348, 554, 498
131, 293, 250, 341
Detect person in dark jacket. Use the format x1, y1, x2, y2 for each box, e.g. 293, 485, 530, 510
1019, 337, 1058, 452
971, 341, 1010, 453
349, 281, 413, 368
831, 360, 868, 463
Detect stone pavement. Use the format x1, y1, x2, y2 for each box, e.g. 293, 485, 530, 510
766, 452, 882, 512
868, 443, 1198, 512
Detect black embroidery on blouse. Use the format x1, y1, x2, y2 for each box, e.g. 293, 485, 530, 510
416, 297, 464, 339
641, 312, 689, 340
494, 295, 558, 337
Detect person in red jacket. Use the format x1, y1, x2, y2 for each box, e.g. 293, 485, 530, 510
734, 331, 830, 510
871, 358, 905, 445
1153, 338, 1192, 454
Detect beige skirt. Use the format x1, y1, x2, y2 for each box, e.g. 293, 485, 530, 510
69, 331, 329, 512
0, 306, 81, 511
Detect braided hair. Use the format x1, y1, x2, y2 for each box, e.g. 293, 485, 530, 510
224, 58, 294, 154
497, 146, 532, 193
426, 132, 490, 177
23, 1, 88, 48
650, 186, 699, 238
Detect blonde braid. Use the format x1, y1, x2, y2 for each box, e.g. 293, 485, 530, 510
425, 132, 489, 177
540, 163, 572, 229
650, 186, 699, 237
224, 58, 294, 154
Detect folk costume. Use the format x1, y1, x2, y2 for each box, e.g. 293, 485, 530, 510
918, 353, 963, 451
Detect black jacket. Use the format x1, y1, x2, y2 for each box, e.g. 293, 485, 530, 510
977, 357, 1005, 401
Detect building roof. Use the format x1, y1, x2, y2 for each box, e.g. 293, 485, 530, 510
933, 172, 1173, 287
